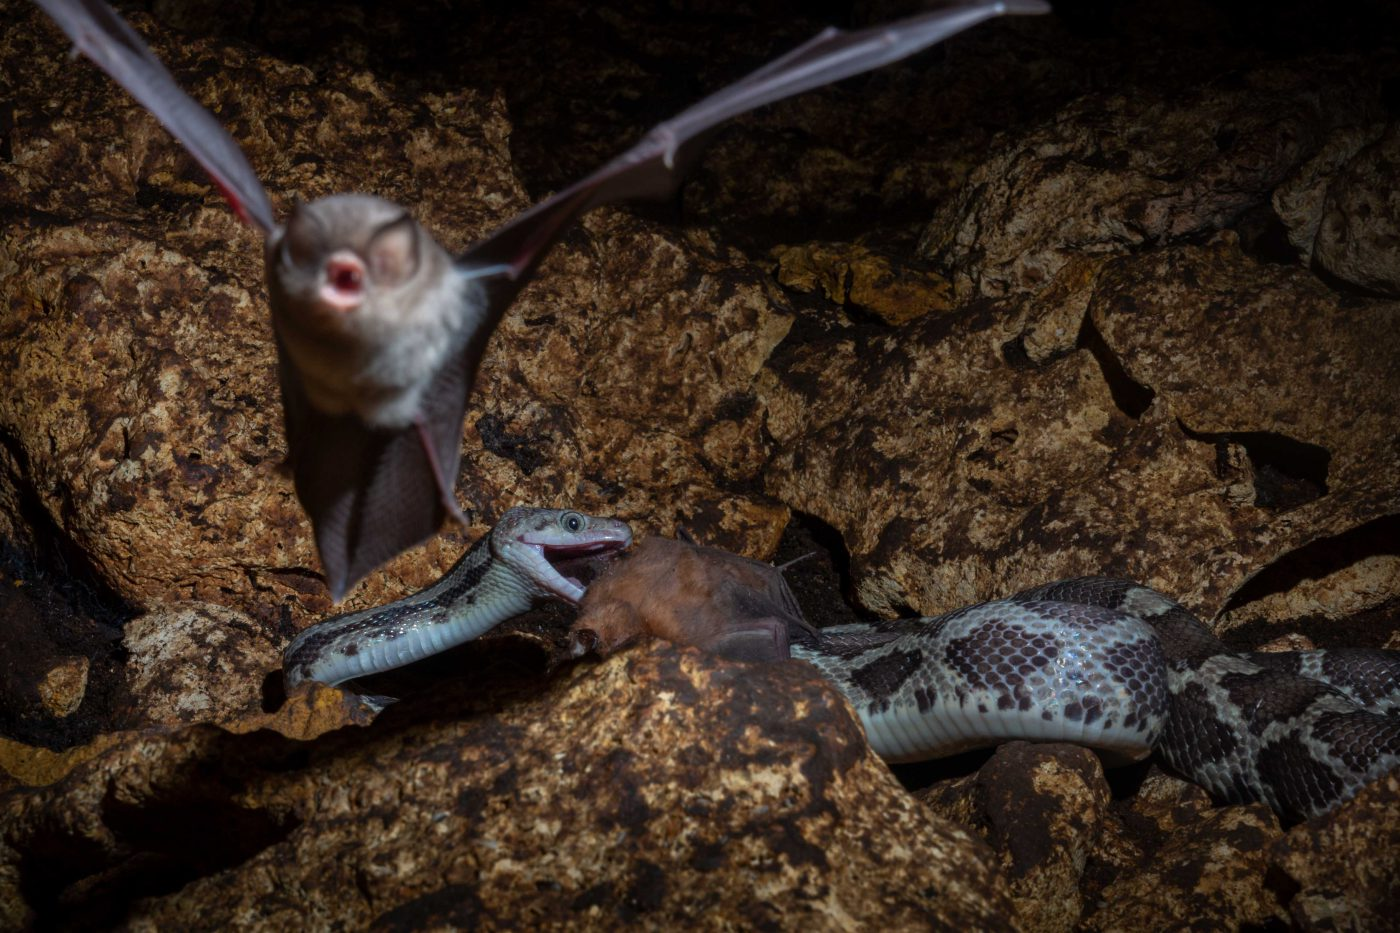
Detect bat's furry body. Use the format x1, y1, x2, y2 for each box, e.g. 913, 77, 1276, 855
572, 535, 813, 662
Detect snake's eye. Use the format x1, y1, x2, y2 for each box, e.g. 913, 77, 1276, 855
561, 512, 585, 533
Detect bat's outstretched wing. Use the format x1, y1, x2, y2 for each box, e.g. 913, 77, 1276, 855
461, 0, 1050, 309
34, 0, 276, 233
278, 338, 473, 601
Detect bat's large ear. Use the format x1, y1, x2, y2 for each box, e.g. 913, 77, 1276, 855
282, 200, 326, 269
367, 214, 422, 287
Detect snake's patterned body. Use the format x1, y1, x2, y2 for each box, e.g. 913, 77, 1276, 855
796, 577, 1400, 820
282, 510, 1398, 820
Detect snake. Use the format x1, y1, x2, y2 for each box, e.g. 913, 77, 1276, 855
282, 510, 1399, 820
794, 577, 1400, 821
282, 507, 632, 690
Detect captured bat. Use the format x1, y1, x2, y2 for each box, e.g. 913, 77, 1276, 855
570, 535, 814, 662
34, 0, 1050, 600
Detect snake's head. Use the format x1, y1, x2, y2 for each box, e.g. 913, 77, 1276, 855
493, 508, 634, 604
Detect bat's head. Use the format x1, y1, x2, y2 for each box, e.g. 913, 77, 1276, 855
266, 193, 444, 338
492, 508, 634, 605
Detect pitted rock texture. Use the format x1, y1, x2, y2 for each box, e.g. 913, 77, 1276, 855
762, 239, 1400, 624
919, 59, 1386, 301
122, 602, 283, 727
1275, 122, 1400, 296
917, 742, 1111, 933
0, 644, 1013, 930
1271, 770, 1400, 930
1079, 803, 1288, 930
770, 241, 954, 326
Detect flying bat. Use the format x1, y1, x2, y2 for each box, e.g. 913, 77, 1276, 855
34, 0, 1050, 600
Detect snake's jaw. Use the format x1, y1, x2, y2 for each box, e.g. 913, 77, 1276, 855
497, 509, 634, 605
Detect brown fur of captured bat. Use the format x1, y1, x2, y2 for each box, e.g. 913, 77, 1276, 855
570, 536, 814, 662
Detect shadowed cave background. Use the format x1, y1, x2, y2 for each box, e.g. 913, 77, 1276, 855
0, 0, 1398, 928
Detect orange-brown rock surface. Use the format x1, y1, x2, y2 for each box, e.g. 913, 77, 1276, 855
0, 644, 1013, 929
2, 0, 1398, 928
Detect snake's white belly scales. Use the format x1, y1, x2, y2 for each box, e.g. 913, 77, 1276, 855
283, 535, 534, 688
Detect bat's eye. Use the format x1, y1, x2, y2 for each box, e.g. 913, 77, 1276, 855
561, 512, 585, 533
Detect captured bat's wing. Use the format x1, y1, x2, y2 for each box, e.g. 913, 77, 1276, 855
461, 0, 1050, 313
34, 0, 276, 233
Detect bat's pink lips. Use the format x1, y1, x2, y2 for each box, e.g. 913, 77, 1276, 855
319, 253, 366, 313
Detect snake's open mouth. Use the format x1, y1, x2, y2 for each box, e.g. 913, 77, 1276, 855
512, 523, 633, 605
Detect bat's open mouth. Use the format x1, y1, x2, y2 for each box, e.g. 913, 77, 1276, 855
319, 252, 366, 312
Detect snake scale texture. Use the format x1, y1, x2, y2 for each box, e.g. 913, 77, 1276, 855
795, 576, 1400, 820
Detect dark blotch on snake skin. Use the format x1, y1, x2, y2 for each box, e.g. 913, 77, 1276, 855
1312, 711, 1400, 773
1257, 736, 1348, 813
850, 649, 925, 709
1220, 669, 1338, 729
1164, 679, 1242, 762
438, 558, 489, 605
945, 619, 1017, 690
1278, 649, 1400, 712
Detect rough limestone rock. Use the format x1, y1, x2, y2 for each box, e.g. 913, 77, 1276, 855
1275, 121, 1400, 296
919, 59, 1383, 301
762, 239, 1400, 621
0, 644, 1014, 930
122, 602, 283, 728
1270, 770, 1400, 930
1080, 803, 1287, 930
771, 241, 954, 326
917, 742, 1111, 932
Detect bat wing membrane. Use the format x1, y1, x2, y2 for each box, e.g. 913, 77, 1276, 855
462, 0, 1049, 291
277, 339, 474, 600
35, 0, 276, 233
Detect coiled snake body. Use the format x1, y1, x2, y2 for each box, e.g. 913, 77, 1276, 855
284, 511, 1399, 820
796, 577, 1400, 820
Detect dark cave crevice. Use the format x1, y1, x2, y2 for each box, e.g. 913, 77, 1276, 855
17, 784, 299, 930
1180, 423, 1331, 511
771, 508, 869, 629
0, 429, 137, 749
1220, 514, 1400, 620
1076, 313, 1156, 420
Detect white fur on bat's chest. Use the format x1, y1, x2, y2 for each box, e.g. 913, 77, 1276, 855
274, 267, 483, 428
